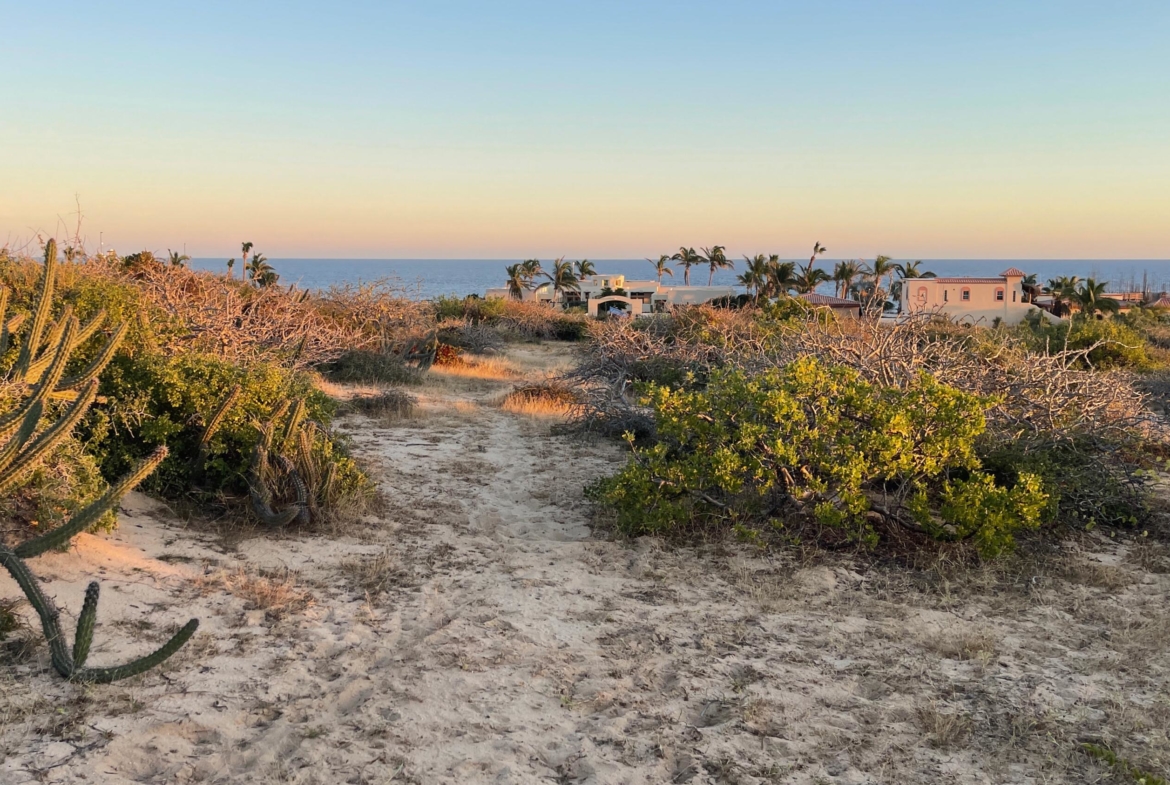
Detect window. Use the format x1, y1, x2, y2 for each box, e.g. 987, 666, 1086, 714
916, 286, 927, 300
961, 287, 971, 301
943, 290, 948, 302
1012, 290, 1017, 302
995, 288, 1004, 301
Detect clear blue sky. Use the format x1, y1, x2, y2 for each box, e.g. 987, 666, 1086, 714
2, 1, 1168, 259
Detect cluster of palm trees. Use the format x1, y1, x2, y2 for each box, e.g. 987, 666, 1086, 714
227, 241, 279, 287
734, 247, 935, 309
504, 257, 596, 302
503, 244, 942, 311
1044, 276, 1119, 317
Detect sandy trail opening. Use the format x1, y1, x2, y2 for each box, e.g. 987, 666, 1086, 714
1, 342, 1167, 784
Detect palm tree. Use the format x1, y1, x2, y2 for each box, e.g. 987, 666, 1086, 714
764, 258, 798, 298
809, 241, 827, 268
241, 241, 253, 267
246, 253, 278, 287
1068, 278, 1119, 318
895, 260, 934, 280
168, 249, 190, 267
227, 258, 236, 279
868, 255, 897, 291
738, 254, 770, 299
1046, 275, 1081, 317
522, 258, 543, 280
832, 260, 864, 299
504, 263, 528, 300
574, 259, 596, 279
543, 257, 580, 305
647, 255, 674, 284
1020, 273, 1041, 303
892, 260, 935, 301
701, 245, 733, 286
672, 247, 701, 286
794, 261, 830, 294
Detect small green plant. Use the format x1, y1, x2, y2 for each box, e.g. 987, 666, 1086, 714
1082, 742, 1167, 785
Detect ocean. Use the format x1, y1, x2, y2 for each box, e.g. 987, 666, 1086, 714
189, 258, 1170, 300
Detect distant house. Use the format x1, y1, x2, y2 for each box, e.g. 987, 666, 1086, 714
486, 274, 735, 317
1149, 294, 1170, 309
798, 292, 862, 319
898, 267, 1058, 326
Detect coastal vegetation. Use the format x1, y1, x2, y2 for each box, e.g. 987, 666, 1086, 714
577, 299, 1169, 559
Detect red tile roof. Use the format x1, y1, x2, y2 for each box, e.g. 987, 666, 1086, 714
999, 267, 1027, 277
799, 293, 861, 307
924, 277, 1009, 284
1150, 296, 1170, 309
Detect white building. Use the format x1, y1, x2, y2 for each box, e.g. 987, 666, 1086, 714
486, 274, 735, 317
899, 267, 1058, 326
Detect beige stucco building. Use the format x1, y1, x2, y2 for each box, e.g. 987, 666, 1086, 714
898, 267, 1057, 326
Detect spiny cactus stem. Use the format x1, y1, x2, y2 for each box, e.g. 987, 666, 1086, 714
73, 582, 99, 667
0, 377, 97, 498
0, 401, 43, 475
14, 445, 168, 559
14, 240, 58, 379
57, 321, 129, 392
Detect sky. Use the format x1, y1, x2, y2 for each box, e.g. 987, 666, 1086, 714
2, 1, 1168, 260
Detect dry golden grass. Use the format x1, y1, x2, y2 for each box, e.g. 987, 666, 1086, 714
340, 549, 408, 597
917, 701, 972, 749
203, 567, 315, 621
499, 382, 582, 419
430, 356, 519, 381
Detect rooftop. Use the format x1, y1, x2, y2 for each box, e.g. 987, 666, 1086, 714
799, 293, 861, 307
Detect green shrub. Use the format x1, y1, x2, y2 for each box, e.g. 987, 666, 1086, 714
87, 351, 339, 497
321, 350, 423, 385
588, 357, 1045, 556
1024, 315, 1153, 370
978, 439, 1147, 529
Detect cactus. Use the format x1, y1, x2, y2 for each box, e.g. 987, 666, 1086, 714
190, 384, 242, 479
249, 400, 311, 526
0, 240, 198, 683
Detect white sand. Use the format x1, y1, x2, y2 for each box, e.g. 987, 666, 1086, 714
1, 343, 1167, 783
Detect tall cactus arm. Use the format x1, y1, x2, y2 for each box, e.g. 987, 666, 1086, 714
1, 313, 27, 355
281, 398, 306, 453
0, 401, 43, 475
0, 316, 78, 440
26, 309, 110, 384
0, 378, 98, 497
0, 545, 76, 676
14, 239, 58, 380
0, 547, 199, 683
56, 321, 128, 392
248, 444, 300, 527
275, 454, 311, 525
35, 305, 74, 362
190, 384, 241, 475
14, 446, 168, 558
72, 618, 199, 684
0, 287, 7, 355
72, 582, 99, 667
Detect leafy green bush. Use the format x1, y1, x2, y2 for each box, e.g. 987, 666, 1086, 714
87, 351, 353, 498
1023, 315, 1154, 370
588, 357, 1046, 556
978, 439, 1146, 529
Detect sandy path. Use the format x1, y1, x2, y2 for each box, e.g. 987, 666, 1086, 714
1, 343, 1167, 784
